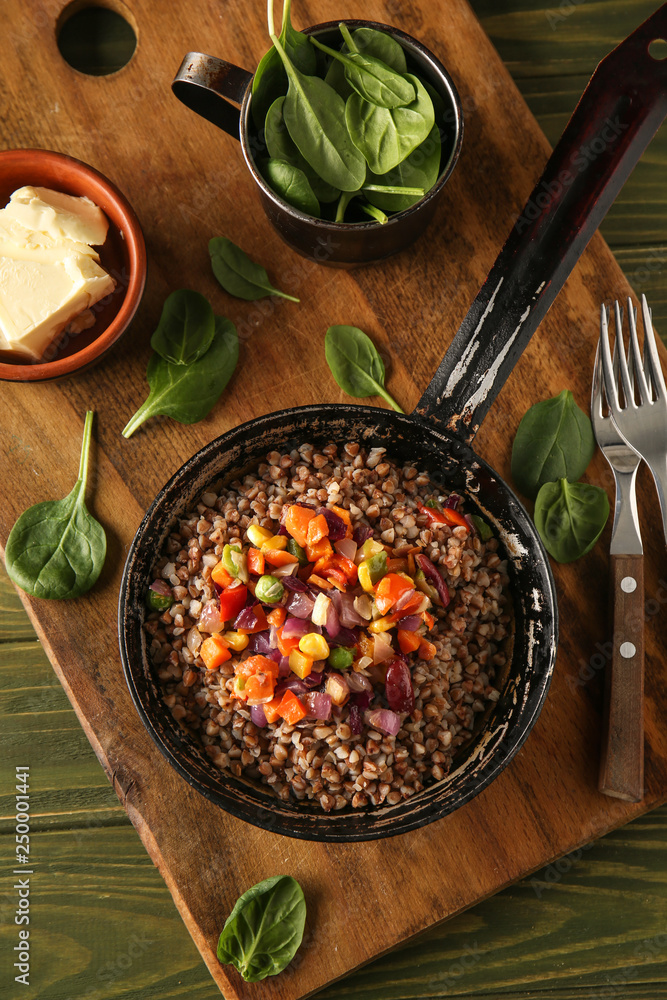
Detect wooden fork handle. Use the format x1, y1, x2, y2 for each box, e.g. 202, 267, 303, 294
599, 554, 645, 801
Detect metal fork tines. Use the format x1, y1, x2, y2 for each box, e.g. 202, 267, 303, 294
600, 295, 667, 544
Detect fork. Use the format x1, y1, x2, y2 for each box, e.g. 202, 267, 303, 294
592, 323, 644, 802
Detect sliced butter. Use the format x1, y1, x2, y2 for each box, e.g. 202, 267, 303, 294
5, 185, 109, 247
0, 214, 99, 263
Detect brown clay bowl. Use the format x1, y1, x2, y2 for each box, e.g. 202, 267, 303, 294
0, 148, 146, 382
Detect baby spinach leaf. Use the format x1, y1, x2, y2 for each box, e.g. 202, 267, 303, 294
209, 237, 299, 302
534, 479, 609, 563
5, 411, 106, 600
351, 26, 407, 72
251, 0, 315, 128
122, 317, 239, 438
309, 33, 415, 109
345, 73, 435, 174
265, 97, 340, 202
150, 289, 215, 366
271, 33, 366, 192
366, 124, 441, 211
511, 389, 596, 500
325, 325, 404, 412
217, 875, 306, 983
260, 157, 321, 216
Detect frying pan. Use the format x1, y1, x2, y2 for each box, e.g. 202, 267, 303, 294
119, 6, 667, 842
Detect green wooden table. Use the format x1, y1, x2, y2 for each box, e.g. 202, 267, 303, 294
2, 2, 667, 997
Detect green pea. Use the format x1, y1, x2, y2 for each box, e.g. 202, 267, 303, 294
255, 575, 284, 604
287, 538, 308, 565
146, 589, 173, 612
327, 646, 355, 671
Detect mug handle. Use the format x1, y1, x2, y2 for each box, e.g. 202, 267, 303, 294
171, 52, 253, 140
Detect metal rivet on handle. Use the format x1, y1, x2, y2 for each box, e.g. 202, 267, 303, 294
620, 641, 636, 658
621, 576, 637, 593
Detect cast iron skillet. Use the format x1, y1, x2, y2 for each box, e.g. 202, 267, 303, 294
119, 8, 667, 842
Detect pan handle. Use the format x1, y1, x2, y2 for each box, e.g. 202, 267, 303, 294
413, 4, 667, 443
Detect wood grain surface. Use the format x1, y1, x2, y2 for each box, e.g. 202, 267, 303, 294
2, 1, 667, 999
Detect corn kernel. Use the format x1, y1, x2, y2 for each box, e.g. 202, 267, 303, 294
358, 562, 374, 593
222, 630, 249, 651
289, 648, 313, 679
247, 524, 272, 547
261, 534, 287, 552
299, 632, 330, 659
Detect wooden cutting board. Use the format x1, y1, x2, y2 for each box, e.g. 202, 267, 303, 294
2, 1, 667, 997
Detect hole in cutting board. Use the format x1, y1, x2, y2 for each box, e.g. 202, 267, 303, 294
57, 2, 137, 75
648, 38, 667, 60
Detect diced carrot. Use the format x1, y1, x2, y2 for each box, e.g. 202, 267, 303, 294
247, 547, 265, 576
211, 562, 233, 588
244, 672, 277, 705
418, 639, 437, 661
397, 629, 422, 654
276, 626, 301, 656
305, 538, 333, 563
331, 505, 353, 537
422, 611, 435, 629
375, 573, 415, 615
285, 505, 316, 547
278, 689, 307, 725
307, 573, 333, 589
263, 695, 283, 724
306, 513, 329, 546
235, 655, 280, 679
263, 548, 299, 567
200, 634, 231, 671
237, 605, 269, 634
267, 606, 286, 627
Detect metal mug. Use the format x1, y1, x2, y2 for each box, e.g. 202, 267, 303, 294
172, 20, 463, 266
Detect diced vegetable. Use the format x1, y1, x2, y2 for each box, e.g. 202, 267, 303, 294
285, 504, 316, 547
222, 543, 249, 582
299, 632, 330, 660
250, 704, 268, 727
247, 523, 273, 547
234, 603, 269, 633
385, 657, 414, 712
289, 648, 313, 678
200, 634, 231, 671
260, 534, 287, 552
367, 614, 398, 634
357, 538, 384, 561
365, 708, 401, 736
218, 582, 248, 623
278, 689, 307, 724
325, 672, 350, 706
211, 561, 234, 589
306, 513, 330, 546
418, 639, 437, 660
374, 572, 414, 614
287, 538, 308, 565
316, 506, 347, 541
311, 592, 332, 626
267, 606, 286, 627
415, 554, 450, 608
222, 630, 250, 651
263, 694, 284, 724
397, 628, 421, 654
146, 587, 173, 611
334, 537, 357, 561
247, 547, 265, 576
255, 574, 285, 603
245, 671, 278, 705
372, 630, 394, 664
358, 551, 388, 591
285, 590, 315, 619
263, 548, 299, 567
417, 502, 469, 532
305, 537, 334, 563
327, 646, 354, 671
302, 691, 333, 720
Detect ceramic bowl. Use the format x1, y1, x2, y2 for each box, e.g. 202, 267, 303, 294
0, 148, 146, 382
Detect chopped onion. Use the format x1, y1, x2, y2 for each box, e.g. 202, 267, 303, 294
395, 587, 418, 611
353, 523, 374, 546
397, 614, 422, 631
271, 561, 299, 578
150, 578, 171, 596
445, 494, 461, 510
250, 704, 268, 727
186, 627, 202, 654
331, 589, 365, 627
311, 592, 331, 627
234, 603, 262, 630
269, 625, 280, 648
357, 655, 373, 670
353, 594, 372, 621
351, 690, 372, 710
325, 598, 340, 638
316, 506, 347, 540
464, 514, 478, 536
281, 617, 312, 639
247, 631, 272, 654
415, 553, 450, 608
303, 691, 332, 719
325, 672, 350, 706
199, 600, 223, 633
303, 671, 325, 689
285, 591, 315, 619
373, 631, 395, 664
279, 655, 291, 677
282, 575, 308, 592
326, 625, 359, 647
365, 708, 400, 736
275, 676, 308, 697
347, 672, 372, 694
334, 537, 357, 561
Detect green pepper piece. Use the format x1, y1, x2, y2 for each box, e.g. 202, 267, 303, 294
414, 568, 438, 602
255, 574, 285, 604
287, 538, 308, 566
222, 543, 249, 583
470, 515, 493, 541
146, 589, 173, 612
327, 646, 355, 671
365, 550, 388, 585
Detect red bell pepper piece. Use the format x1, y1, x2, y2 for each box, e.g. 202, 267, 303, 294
417, 502, 469, 531
218, 581, 247, 623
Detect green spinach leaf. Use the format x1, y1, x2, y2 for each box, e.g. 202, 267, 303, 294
271, 33, 366, 192
511, 389, 595, 500
366, 124, 441, 211
150, 289, 215, 366
260, 157, 321, 216
352, 26, 407, 72
122, 317, 239, 438
534, 479, 609, 563
359, 201, 388, 224
251, 0, 316, 128
310, 30, 415, 109
264, 97, 340, 202
345, 73, 435, 174
325, 325, 403, 411
5, 411, 106, 600
217, 875, 306, 983
209, 237, 299, 301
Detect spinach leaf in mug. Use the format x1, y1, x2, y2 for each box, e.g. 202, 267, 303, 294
309, 30, 415, 109
511, 389, 596, 500
217, 875, 306, 982
352, 26, 407, 72
534, 479, 609, 563
264, 97, 340, 202
150, 289, 215, 365
345, 74, 435, 174
260, 157, 321, 216
325, 325, 404, 412
122, 317, 239, 438
251, 0, 316, 128
209, 237, 300, 301
366, 124, 441, 211
271, 33, 366, 192
5, 411, 106, 600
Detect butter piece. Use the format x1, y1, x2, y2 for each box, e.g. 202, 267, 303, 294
0, 214, 99, 263
5, 185, 109, 246
0, 252, 115, 361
